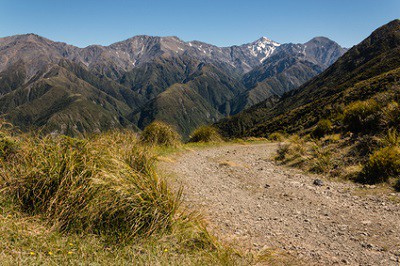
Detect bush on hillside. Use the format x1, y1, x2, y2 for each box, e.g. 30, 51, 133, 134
343, 99, 380, 133
382, 128, 400, 147
268, 132, 284, 142
2, 133, 179, 242
381, 101, 400, 131
140, 121, 181, 147
395, 179, 400, 192
359, 146, 400, 184
275, 143, 290, 161
311, 119, 333, 139
309, 144, 333, 174
349, 135, 381, 161
189, 126, 223, 143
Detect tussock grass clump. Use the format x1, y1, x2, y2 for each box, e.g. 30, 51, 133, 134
311, 119, 332, 139
140, 121, 181, 147
343, 99, 380, 133
268, 132, 284, 142
360, 146, 400, 184
275, 143, 290, 161
274, 135, 308, 165
0, 121, 19, 161
0, 132, 18, 160
381, 101, 400, 130
309, 144, 333, 174
189, 126, 223, 143
1, 131, 180, 242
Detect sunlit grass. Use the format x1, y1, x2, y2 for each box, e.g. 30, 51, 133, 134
0, 127, 261, 265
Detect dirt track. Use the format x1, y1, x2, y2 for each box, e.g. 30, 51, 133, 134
161, 143, 400, 265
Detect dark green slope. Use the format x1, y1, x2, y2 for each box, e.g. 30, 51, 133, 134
120, 56, 200, 100
229, 59, 321, 115
130, 62, 246, 138
58, 59, 146, 109
216, 19, 400, 138
130, 84, 222, 138
0, 64, 134, 135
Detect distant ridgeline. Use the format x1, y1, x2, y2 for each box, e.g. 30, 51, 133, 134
216, 19, 400, 139
0, 31, 345, 137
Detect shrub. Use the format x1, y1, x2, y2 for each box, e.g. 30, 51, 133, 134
311, 119, 332, 139
140, 121, 181, 147
350, 135, 381, 159
359, 146, 400, 184
275, 143, 290, 161
342, 99, 380, 133
382, 128, 400, 147
189, 126, 223, 143
381, 101, 400, 131
2, 133, 179, 242
288, 135, 307, 158
309, 144, 333, 173
395, 179, 400, 192
268, 132, 284, 142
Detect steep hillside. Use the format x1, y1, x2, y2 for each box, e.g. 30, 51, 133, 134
0, 63, 133, 135
130, 63, 246, 137
216, 19, 400, 138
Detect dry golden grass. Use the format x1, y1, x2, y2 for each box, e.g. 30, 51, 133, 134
0, 127, 262, 265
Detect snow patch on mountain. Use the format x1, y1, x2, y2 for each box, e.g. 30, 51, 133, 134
247, 37, 281, 62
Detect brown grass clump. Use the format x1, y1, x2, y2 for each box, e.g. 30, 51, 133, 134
0, 121, 19, 160
140, 121, 182, 147
268, 132, 284, 142
1, 131, 180, 243
189, 126, 223, 143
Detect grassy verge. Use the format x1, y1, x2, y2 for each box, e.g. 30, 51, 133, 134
0, 128, 256, 265
274, 132, 400, 192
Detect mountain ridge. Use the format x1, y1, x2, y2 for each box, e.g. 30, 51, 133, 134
215, 19, 400, 138
0, 32, 346, 137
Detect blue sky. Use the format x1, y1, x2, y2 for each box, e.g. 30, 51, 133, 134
0, 0, 398, 48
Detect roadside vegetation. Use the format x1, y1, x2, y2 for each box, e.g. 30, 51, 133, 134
0, 121, 258, 265
189, 125, 223, 143
273, 86, 400, 191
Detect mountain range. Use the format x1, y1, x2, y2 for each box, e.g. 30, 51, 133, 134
0, 32, 346, 137
216, 19, 400, 138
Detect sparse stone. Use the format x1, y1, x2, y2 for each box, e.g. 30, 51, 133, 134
313, 179, 324, 186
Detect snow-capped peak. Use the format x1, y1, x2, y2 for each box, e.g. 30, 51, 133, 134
258, 36, 280, 46
248, 37, 280, 62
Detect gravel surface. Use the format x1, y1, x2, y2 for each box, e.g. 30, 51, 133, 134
160, 143, 400, 265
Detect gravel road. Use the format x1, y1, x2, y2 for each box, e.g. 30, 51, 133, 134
161, 143, 400, 265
